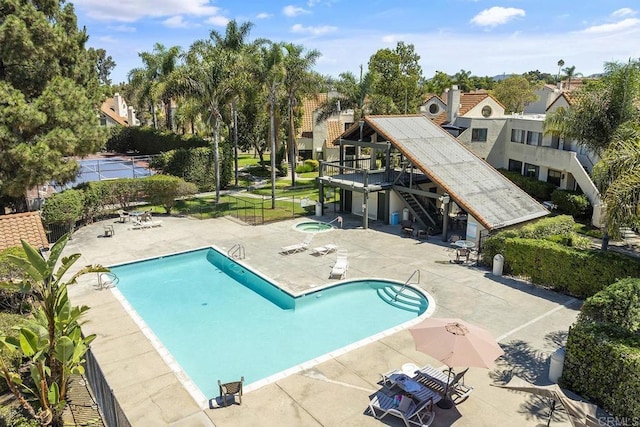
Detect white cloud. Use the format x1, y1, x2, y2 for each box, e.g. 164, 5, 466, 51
283, 5, 310, 17
98, 35, 117, 43
291, 23, 337, 35
581, 18, 640, 34
381, 34, 400, 43
205, 15, 230, 26
163, 16, 188, 28
256, 12, 272, 19
611, 8, 636, 18
72, 0, 222, 22
470, 7, 525, 27
108, 24, 136, 33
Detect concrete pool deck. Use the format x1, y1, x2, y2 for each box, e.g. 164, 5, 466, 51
64, 214, 589, 426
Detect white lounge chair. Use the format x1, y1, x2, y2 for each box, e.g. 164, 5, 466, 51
329, 250, 348, 279
310, 244, 338, 256
368, 391, 435, 427
131, 219, 163, 230
280, 235, 314, 254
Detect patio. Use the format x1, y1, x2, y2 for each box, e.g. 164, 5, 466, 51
64, 214, 590, 426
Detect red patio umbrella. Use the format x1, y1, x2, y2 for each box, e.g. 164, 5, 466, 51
409, 317, 504, 408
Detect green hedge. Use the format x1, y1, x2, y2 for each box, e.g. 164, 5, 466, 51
41, 189, 84, 224
144, 175, 199, 214
499, 169, 557, 200
497, 238, 640, 298
105, 126, 208, 154
152, 147, 218, 192
562, 321, 640, 419
580, 278, 640, 333
551, 189, 592, 219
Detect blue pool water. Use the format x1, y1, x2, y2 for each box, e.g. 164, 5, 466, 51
111, 248, 428, 400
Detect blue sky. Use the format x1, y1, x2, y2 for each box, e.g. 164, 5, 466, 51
72, 0, 640, 84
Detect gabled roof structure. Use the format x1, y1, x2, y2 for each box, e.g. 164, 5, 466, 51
341, 115, 548, 230
0, 212, 49, 251
297, 94, 327, 138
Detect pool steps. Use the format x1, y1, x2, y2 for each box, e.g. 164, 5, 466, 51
377, 285, 425, 313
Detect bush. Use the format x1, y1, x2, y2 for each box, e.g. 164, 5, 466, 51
151, 146, 233, 192
551, 189, 592, 219
144, 175, 198, 213
562, 321, 640, 420
0, 313, 27, 393
499, 169, 556, 200
0, 404, 40, 427
518, 215, 575, 239
41, 189, 84, 224
580, 278, 640, 333
0, 246, 26, 282
545, 233, 592, 250
304, 159, 319, 172
105, 126, 208, 154
295, 163, 314, 173
495, 238, 640, 298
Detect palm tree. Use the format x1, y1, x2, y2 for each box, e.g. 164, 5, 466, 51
128, 43, 182, 130
254, 41, 285, 208
556, 59, 565, 83
316, 66, 375, 123
561, 65, 582, 90
592, 123, 640, 238
172, 41, 237, 203
210, 20, 255, 186
282, 43, 322, 187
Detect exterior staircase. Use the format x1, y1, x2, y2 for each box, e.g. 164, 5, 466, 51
393, 187, 441, 233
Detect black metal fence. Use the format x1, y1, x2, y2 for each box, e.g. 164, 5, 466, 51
84, 349, 131, 427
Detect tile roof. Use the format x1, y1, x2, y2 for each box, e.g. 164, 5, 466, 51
0, 212, 49, 251
326, 119, 344, 147
297, 94, 328, 138
100, 98, 129, 126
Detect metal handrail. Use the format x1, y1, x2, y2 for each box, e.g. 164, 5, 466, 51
394, 269, 420, 301
228, 244, 245, 260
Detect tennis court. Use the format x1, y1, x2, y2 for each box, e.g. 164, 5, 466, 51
53, 156, 154, 190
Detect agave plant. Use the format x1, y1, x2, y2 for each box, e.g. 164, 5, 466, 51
0, 234, 107, 425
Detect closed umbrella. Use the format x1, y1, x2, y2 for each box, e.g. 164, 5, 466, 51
409, 317, 504, 408
496, 376, 599, 427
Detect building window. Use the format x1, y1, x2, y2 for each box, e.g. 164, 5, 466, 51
429, 103, 439, 114
508, 159, 523, 173
526, 131, 542, 146
481, 105, 492, 118
511, 128, 525, 143
524, 163, 539, 178
550, 133, 560, 149
344, 122, 354, 131
471, 128, 488, 142
547, 169, 562, 187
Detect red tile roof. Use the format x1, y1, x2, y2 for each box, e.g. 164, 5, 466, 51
326, 119, 345, 147
297, 94, 328, 138
0, 212, 49, 251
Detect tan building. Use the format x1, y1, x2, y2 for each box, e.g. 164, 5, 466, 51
99, 93, 140, 127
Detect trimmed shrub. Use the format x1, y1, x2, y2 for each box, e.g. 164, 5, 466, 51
519, 215, 575, 239
304, 159, 319, 172
551, 189, 592, 219
499, 238, 640, 298
105, 126, 208, 154
41, 189, 84, 224
580, 278, 640, 333
562, 321, 640, 419
296, 163, 314, 173
144, 175, 198, 213
153, 147, 217, 192
499, 169, 556, 200
545, 233, 592, 250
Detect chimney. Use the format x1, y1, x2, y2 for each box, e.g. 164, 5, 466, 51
114, 92, 127, 118
127, 106, 137, 127
446, 85, 461, 124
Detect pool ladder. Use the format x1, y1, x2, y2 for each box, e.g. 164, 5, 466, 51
228, 244, 245, 260
394, 269, 420, 301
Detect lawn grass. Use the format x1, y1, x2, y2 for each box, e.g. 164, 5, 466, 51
237, 153, 269, 168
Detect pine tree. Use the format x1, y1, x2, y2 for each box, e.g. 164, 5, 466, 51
0, 0, 107, 211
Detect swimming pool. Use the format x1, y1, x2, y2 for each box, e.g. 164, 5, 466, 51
110, 247, 432, 405
295, 221, 333, 232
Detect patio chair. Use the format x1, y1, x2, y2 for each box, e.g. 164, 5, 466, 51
329, 250, 348, 279
131, 219, 163, 230
280, 234, 314, 255
310, 244, 338, 256
455, 247, 471, 263
368, 391, 435, 427
103, 225, 115, 237
401, 220, 414, 237
118, 210, 130, 223
218, 376, 244, 406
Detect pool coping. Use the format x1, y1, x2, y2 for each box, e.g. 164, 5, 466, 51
107, 245, 436, 409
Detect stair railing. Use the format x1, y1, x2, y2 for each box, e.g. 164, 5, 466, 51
228, 243, 245, 260
394, 269, 420, 301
